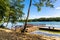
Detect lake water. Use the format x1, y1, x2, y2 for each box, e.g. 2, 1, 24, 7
3, 22, 60, 29
3, 22, 60, 37
31, 30, 60, 37
27, 22, 60, 28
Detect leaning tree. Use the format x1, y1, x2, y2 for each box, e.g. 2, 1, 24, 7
22, 0, 56, 32
5, 0, 24, 27
0, 0, 10, 27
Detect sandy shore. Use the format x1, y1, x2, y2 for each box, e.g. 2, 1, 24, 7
0, 28, 60, 40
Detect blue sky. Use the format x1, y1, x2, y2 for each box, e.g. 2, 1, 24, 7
23, 0, 60, 19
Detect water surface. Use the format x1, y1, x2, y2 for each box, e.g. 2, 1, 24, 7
3, 22, 60, 37
31, 30, 60, 37
3, 22, 60, 28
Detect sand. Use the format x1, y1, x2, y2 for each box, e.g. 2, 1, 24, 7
0, 28, 60, 40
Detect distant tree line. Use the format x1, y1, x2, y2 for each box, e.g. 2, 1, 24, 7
19, 17, 60, 22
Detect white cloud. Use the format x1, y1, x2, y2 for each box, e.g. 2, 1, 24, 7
56, 7, 60, 9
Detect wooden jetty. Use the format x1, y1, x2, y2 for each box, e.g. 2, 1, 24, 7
39, 27, 60, 32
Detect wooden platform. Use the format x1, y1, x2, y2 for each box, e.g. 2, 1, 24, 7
39, 27, 60, 32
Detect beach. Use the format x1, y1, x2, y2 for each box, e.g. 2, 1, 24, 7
0, 28, 60, 40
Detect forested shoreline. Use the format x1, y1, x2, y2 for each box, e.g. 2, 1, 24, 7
19, 17, 60, 22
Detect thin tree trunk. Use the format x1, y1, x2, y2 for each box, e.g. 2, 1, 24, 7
21, 0, 32, 33
6, 16, 10, 27
6, 22, 8, 27
11, 23, 13, 29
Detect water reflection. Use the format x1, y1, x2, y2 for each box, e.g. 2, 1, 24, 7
3, 22, 24, 29
3, 22, 60, 29
31, 30, 60, 37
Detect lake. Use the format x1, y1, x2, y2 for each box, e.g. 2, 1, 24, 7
31, 30, 60, 37
3, 22, 60, 37
27, 22, 60, 28
3, 22, 60, 29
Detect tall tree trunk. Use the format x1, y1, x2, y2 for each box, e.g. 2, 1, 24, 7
21, 0, 32, 33
6, 22, 9, 27
11, 23, 13, 29
6, 16, 10, 27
